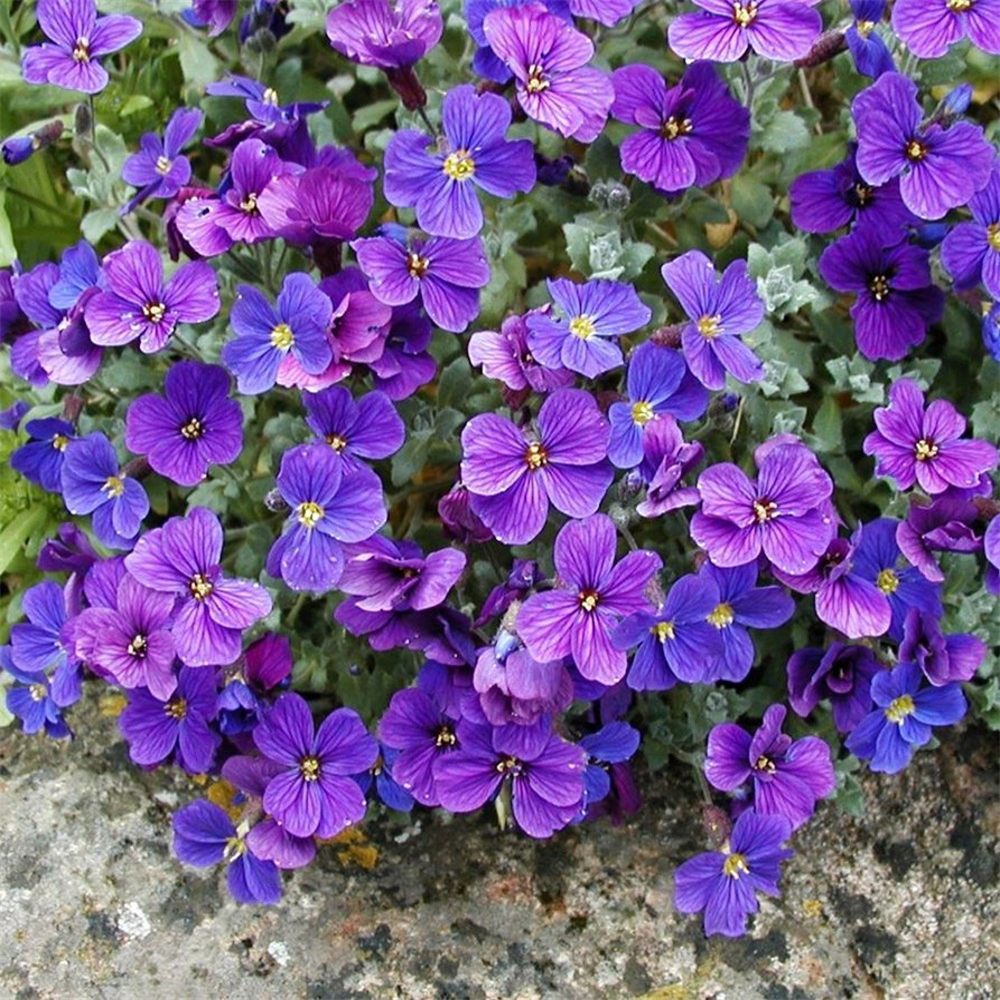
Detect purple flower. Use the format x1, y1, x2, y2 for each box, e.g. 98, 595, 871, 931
897, 495, 982, 583
326, 0, 443, 69
610, 62, 749, 195
526, 278, 651, 379
216, 632, 293, 736
460, 388, 613, 545
817, 229, 943, 362
635, 417, 706, 519
985, 516, 1000, 595
353, 231, 490, 333
705, 704, 835, 829
852, 72, 994, 221
222, 273, 333, 395
661, 250, 765, 390
433, 718, 586, 838
863, 379, 998, 494
125, 362, 243, 487
891, 0, 1000, 60
941, 160, 1000, 299
254, 693, 378, 838
517, 514, 662, 684
2, 647, 73, 740
85, 240, 219, 354
845, 1, 894, 78
578, 721, 641, 817
184, 0, 238, 36
984, 301, 1000, 364
368, 301, 437, 399
690, 439, 836, 575
608, 342, 708, 468
483, 4, 613, 143
303, 387, 404, 472
10, 417, 75, 492
119, 666, 220, 772
668, 0, 823, 63
61, 432, 149, 550
9, 581, 75, 678
125, 507, 273, 667
267, 443, 387, 593
468, 311, 575, 395
384, 84, 535, 239
899, 609, 985, 688
790, 143, 916, 235
21, 0, 142, 94
438, 482, 494, 546
173, 800, 282, 905
615, 574, 723, 690
845, 662, 967, 774
121, 108, 203, 213
787, 641, 880, 734
674, 810, 793, 939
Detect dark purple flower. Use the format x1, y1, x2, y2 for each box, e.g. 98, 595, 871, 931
0, 400, 29, 429
266, 443, 387, 593
460, 388, 613, 545
125, 362, 243, 487
121, 108, 203, 213
662, 250, 765, 390
61, 432, 149, 550
216, 632, 293, 736
845, 662, 966, 773
845, 1, 894, 78
787, 641, 880, 734
852, 72, 994, 221
326, 0, 443, 69
222, 272, 333, 395
10, 417, 74, 492
476, 559, 542, 627
863, 379, 998, 494
897, 495, 982, 583
466, 0, 572, 84
184, 0, 238, 36
204, 74, 328, 129
21, 0, 142, 94
705, 704, 835, 828
526, 278, 650, 379
353, 231, 490, 333
941, 160, 1000, 299
303, 387, 404, 472
125, 507, 273, 667
668, 0, 823, 63
483, 4, 613, 143
611, 62, 748, 195
615, 573, 723, 690
635, 417, 706, 519
85, 240, 219, 353
438, 482, 494, 546
384, 84, 535, 239
119, 666, 220, 772
37, 522, 98, 577
1, 120, 64, 166
674, 810, 793, 939
368, 301, 437, 399
468, 310, 575, 395
568, 0, 639, 25
891, 0, 1000, 59
578, 720, 641, 818
173, 800, 282, 905
985, 516, 1000, 595
254, 693, 378, 838
984, 301, 1000, 364
517, 514, 662, 685
818, 230, 943, 362
899, 609, 985, 687
433, 718, 586, 838
690, 439, 836, 575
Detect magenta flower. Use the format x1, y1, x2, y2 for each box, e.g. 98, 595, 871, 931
787, 642, 880, 735
325, 0, 443, 69
22, 0, 142, 94
863, 379, 998, 495
482, 3, 613, 143
517, 515, 662, 685
468, 311, 575, 395
254, 693, 378, 839
891, 0, 1000, 60
460, 388, 613, 545
668, 0, 823, 64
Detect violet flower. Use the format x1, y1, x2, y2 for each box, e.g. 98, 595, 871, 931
466, 0, 573, 84
86, 240, 220, 354
216, 632, 293, 736
303, 386, 404, 472
985, 516, 1000, 595
368, 302, 437, 399
21, 0, 142, 94
786, 641, 879, 734
899, 609, 985, 688
845, 1, 894, 79
9, 581, 77, 682
482, 3, 613, 143
705, 704, 835, 829
125, 361, 243, 487
121, 108, 203, 213
125, 507, 273, 667
266, 443, 387, 593
526, 278, 651, 379
326, 0, 443, 69
863, 379, 998, 494
896, 496, 982, 583
468, 311, 575, 395
2, 647, 73, 740
460, 388, 613, 545
661, 250, 765, 391
568, 0, 640, 25
941, 160, 1000, 299
10, 417, 75, 492
184, 0, 238, 36
635, 417, 706, 519
253, 693, 378, 839
517, 514, 662, 685
852, 72, 994, 221
578, 721, 641, 817
384, 84, 536, 239
668, 0, 823, 63
891, 0, 1000, 60
610, 62, 749, 195
845, 662, 967, 774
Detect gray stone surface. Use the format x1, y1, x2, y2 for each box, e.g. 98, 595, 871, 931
1, 686, 998, 1000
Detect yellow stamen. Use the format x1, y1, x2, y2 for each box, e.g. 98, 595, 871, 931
707, 602, 735, 629
180, 417, 204, 440
270, 323, 294, 350
327, 433, 348, 452
869, 274, 890, 302
876, 568, 899, 595
905, 139, 927, 162
155, 155, 172, 175
164, 697, 188, 720
632, 401, 655, 426
660, 117, 693, 141
697, 314, 723, 339
52, 434, 70, 451
189, 573, 214, 601
102, 475, 125, 498
524, 441, 548, 470
753, 499, 778, 523
653, 621, 675, 641
723, 852, 750, 878
442, 150, 476, 181
731, 2, 757, 27
987, 223, 1000, 253
579, 589, 600, 612
73, 38, 90, 63
299, 755, 321, 781
407, 253, 430, 278
884, 694, 915, 723
914, 438, 939, 462
143, 301, 167, 324
297, 501, 324, 528
569, 315, 596, 340
526, 64, 549, 93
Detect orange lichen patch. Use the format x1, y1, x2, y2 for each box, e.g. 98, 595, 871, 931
319, 827, 379, 870
802, 898, 824, 918
98, 693, 129, 717
206, 778, 242, 820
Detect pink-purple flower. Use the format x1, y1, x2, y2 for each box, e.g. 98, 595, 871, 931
891, 0, 1000, 60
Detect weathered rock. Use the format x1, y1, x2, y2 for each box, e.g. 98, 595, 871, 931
1, 687, 997, 1000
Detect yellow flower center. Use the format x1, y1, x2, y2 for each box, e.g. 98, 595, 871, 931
987, 223, 1000, 253
723, 851, 750, 878
102, 475, 125, 498
753, 498, 779, 523
632, 400, 655, 426
697, 314, 722, 338
189, 573, 214, 601
869, 274, 890, 302
524, 441, 549, 470
496, 756, 520, 773
442, 150, 476, 181
707, 602, 735, 629
240, 192, 259, 214
876, 568, 899, 595
753, 754, 776, 773
263, 87, 279, 105
270, 322, 294, 350
297, 501, 325, 528
652, 621, 675, 641
73, 37, 90, 62
164, 696, 188, 720
731, 1, 758, 27
142, 301, 167, 324
435, 725, 457, 748
223, 836, 247, 864
30, 683, 47, 702
155, 155, 172, 175
52, 434, 70, 451
914, 438, 939, 462
579, 589, 600, 612
854, 182, 873, 205
526, 64, 549, 93
407, 252, 430, 278
569, 315, 596, 340
905, 139, 927, 162
127, 634, 147, 658
299, 755, 321, 781
180, 417, 204, 440
326, 433, 348, 452
884, 694, 915, 723
856, 19, 875, 37
946, 0, 972, 10
660, 116, 693, 141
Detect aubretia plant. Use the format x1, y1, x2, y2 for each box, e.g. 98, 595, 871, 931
1, 0, 998, 938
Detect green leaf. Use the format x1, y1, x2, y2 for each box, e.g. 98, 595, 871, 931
353, 98, 398, 133
0, 506, 48, 575
758, 110, 810, 154
731, 175, 774, 229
